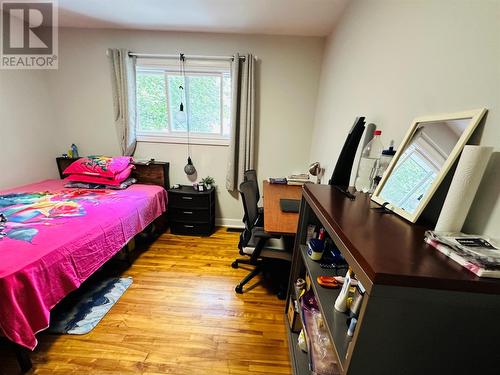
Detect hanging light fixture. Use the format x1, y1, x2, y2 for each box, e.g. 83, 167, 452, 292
178, 53, 196, 176
176, 54, 187, 125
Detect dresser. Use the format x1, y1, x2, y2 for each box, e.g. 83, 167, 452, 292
168, 185, 216, 236
286, 184, 500, 375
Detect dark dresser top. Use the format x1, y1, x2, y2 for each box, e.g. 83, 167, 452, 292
303, 184, 500, 294
168, 185, 214, 195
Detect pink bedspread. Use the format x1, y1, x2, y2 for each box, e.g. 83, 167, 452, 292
0, 179, 167, 349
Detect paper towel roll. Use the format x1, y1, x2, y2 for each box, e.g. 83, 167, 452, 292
435, 145, 493, 232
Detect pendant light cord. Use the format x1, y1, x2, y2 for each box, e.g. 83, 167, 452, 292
179, 53, 191, 159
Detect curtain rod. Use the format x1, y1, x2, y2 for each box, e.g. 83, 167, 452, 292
128, 52, 247, 61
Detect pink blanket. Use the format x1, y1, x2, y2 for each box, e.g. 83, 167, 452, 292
0, 179, 167, 349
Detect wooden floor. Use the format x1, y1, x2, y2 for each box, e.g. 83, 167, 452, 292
0, 228, 291, 375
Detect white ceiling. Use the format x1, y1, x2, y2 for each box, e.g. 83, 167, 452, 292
55, 0, 348, 37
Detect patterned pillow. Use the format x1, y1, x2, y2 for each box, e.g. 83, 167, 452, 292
63, 156, 133, 178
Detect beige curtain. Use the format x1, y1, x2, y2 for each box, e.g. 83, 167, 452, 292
226, 53, 256, 191
107, 48, 137, 156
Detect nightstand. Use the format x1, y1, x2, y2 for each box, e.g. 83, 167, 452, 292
168, 185, 216, 236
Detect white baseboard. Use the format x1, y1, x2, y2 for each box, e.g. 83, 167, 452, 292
215, 218, 244, 228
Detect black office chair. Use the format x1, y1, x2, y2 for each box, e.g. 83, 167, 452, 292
243, 169, 264, 227
243, 169, 260, 201
231, 180, 291, 297
236, 178, 264, 254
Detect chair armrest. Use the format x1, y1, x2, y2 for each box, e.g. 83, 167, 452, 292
252, 227, 272, 239
253, 227, 281, 241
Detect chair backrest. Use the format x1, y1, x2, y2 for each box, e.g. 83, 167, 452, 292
244, 169, 260, 202
239, 180, 260, 230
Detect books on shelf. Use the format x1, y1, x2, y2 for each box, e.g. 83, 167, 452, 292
133, 158, 152, 165
287, 173, 311, 186
289, 173, 309, 180
287, 180, 311, 186
424, 231, 500, 278
269, 177, 288, 184
269, 173, 314, 185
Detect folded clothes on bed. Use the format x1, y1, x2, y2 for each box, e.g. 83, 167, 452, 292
63, 156, 133, 178
65, 165, 134, 186
64, 177, 137, 190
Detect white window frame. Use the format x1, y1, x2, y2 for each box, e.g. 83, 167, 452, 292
136, 58, 231, 146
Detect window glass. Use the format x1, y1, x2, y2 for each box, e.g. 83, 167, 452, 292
136, 72, 167, 131
187, 75, 221, 134
167, 74, 186, 132
222, 74, 231, 137
136, 62, 232, 144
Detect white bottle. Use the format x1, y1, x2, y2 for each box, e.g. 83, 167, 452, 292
334, 270, 352, 313
371, 140, 396, 192
354, 130, 384, 193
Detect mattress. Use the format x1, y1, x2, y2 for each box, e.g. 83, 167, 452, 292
0, 179, 167, 349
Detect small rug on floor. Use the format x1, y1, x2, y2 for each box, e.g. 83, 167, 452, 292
48, 277, 133, 335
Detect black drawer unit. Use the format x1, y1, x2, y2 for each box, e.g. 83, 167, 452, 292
170, 221, 213, 235
168, 185, 215, 236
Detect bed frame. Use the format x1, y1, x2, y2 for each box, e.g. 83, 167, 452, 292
9, 157, 170, 373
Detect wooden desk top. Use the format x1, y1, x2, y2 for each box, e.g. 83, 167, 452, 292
303, 184, 500, 294
263, 181, 302, 235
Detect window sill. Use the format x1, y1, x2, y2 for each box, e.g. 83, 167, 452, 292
137, 134, 230, 146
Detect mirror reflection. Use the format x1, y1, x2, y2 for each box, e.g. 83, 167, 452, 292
379, 118, 471, 214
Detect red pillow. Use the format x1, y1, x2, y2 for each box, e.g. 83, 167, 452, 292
63, 156, 133, 178
66, 165, 134, 186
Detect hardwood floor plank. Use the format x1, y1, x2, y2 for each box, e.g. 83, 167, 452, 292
0, 228, 291, 374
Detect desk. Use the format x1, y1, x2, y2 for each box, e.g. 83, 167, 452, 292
263, 181, 302, 235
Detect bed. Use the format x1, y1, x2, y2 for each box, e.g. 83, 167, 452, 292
0, 160, 169, 369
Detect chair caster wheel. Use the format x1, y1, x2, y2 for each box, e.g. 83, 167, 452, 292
235, 285, 243, 294
231, 261, 238, 269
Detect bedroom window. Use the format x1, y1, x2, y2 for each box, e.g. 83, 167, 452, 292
136, 59, 232, 146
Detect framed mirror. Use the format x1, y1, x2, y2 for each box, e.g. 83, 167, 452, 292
371, 108, 487, 223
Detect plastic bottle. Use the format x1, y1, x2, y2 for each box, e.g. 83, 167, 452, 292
334, 269, 352, 313
371, 140, 396, 192
354, 130, 384, 193
71, 144, 79, 158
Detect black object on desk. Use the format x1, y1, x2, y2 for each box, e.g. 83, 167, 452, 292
279, 198, 301, 213
329, 116, 365, 188
168, 185, 215, 236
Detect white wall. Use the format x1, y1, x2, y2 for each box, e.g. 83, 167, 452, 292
0, 71, 59, 189
310, 0, 500, 237
47, 28, 324, 224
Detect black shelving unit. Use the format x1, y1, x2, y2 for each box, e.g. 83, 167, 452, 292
285, 323, 310, 375
285, 184, 500, 375
298, 245, 352, 369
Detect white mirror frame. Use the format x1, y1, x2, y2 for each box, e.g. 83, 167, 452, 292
371, 108, 487, 223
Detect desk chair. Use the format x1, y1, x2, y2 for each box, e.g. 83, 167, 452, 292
244, 169, 260, 202
232, 180, 291, 298
243, 169, 264, 227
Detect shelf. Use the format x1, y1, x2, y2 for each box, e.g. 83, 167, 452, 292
299, 244, 352, 373
285, 320, 311, 375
